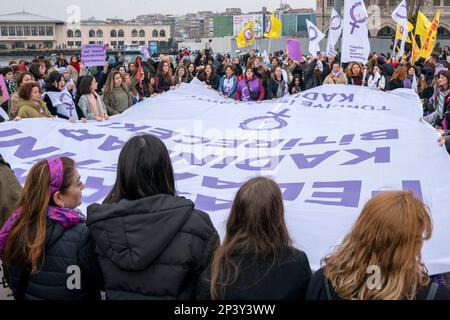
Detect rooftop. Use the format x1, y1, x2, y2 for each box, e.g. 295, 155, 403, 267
0, 11, 65, 24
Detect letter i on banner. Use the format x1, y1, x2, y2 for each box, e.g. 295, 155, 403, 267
341, 0, 370, 64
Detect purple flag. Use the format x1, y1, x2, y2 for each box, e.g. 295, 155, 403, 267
287, 39, 303, 63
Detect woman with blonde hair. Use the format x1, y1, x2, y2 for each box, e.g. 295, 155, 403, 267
306, 191, 450, 300
389, 66, 408, 90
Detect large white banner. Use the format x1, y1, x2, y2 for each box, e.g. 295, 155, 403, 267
1, 79, 450, 277
342, 0, 370, 63
326, 8, 343, 57
306, 19, 325, 56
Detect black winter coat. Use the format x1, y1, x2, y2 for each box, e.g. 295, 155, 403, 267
3, 219, 102, 300
87, 194, 219, 300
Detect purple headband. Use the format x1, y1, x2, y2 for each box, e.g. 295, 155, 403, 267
46, 158, 64, 197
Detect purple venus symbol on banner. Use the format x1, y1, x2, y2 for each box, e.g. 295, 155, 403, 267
349, 1, 367, 34
309, 26, 318, 41
330, 15, 342, 30
60, 92, 75, 117
244, 28, 253, 41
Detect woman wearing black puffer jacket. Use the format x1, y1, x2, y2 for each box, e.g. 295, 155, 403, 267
87, 134, 219, 300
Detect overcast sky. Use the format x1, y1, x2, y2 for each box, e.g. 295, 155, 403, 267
3, 0, 316, 20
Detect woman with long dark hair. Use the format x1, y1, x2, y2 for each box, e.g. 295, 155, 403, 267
78, 75, 109, 121
198, 64, 219, 90
155, 61, 173, 93
0, 157, 102, 300
198, 177, 312, 300
87, 134, 219, 299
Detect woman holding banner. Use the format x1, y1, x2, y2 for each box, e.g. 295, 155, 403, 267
198, 177, 312, 300
0, 157, 103, 300
78, 75, 109, 121
367, 65, 386, 91
235, 68, 265, 102
43, 71, 86, 122
7, 72, 34, 119
306, 191, 450, 300
218, 65, 237, 99
16, 83, 53, 119
103, 70, 133, 115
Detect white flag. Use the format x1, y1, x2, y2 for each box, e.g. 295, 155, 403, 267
412, 75, 418, 93
46, 89, 79, 120
306, 19, 325, 56
326, 8, 343, 57
392, 0, 408, 58
341, 0, 370, 64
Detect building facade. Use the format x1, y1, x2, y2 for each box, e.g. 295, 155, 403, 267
316, 0, 450, 38
0, 11, 171, 50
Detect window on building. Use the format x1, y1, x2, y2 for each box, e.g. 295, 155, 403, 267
132, 41, 138, 45
159, 30, 166, 37
89, 41, 95, 44
75, 41, 82, 47
139, 30, 145, 37
377, 26, 395, 38
8, 26, 16, 36
89, 30, 95, 37
152, 30, 158, 37
39, 26, 46, 36
438, 27, 450, 39
433, 0, 441, 6
16, 26, 23, 36
118, 29, 124, 37
111, 30, 117, 37
97, 30, 103, 38
327, 0, 334, 7
1, 27, 8, 36
139, 41, 145, 45
31, 26, 38, 36
46, 26, 53, 36
67, 29, 74, 38
67, 41, 74, 47
24, 26, 30, 36
444, 0, 450, 6
118, 41, 124, 47
75, 30, 81, 37
131, 29, 138, 37
97, 40, 103, 44
111, 41, 117, 47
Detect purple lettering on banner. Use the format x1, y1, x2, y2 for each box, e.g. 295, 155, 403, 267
148, 128, 178, 140
25, 152, 76, 164
282, 138, 302, 150
0, 137, 59, 159
322, 94, 337, 102
372, 180, 423, 201
98, 123, 151, 132
206, 139, 245, 148
244, 140, 283, 149
279, 183, 305, 201
59, 129, 106, 141
98, 136, 126, 151
236, 155, 285, 171
211, 156, 238, 169
195, 194, 233, 211
341, 147, 390, 165
173, 135, 211, 145
303, 92, 319, 101
172, 152, 219, 166
361, 105, 375, 110
96, 122, 121, 127
83, 176, 113, 203
302, 101, 313, 107
305, 180, 362, 207
360, 129, 399, 141
174, 172, 198, 180
339, 134, 355, 145
202, 176, 242, 189
0, 129, 22, 137
298, 136, 337, 147
77, 159, 102, 167
291, 151, 339, 169
339, 94, 354, 103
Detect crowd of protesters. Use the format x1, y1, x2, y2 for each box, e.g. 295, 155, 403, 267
0, 48, 449, 153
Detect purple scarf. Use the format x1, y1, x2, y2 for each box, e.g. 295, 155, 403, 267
0, 158, 83, 256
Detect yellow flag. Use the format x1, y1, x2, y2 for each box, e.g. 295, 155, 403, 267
396, 21, 413, 43
411, 35, 420, 64
236, 20, 255, 48
264, 13, 282, 39
415, 11, 431, 44
420, 10, 440, 60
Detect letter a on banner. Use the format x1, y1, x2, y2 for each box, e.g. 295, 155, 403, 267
342, 0, 370, 64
